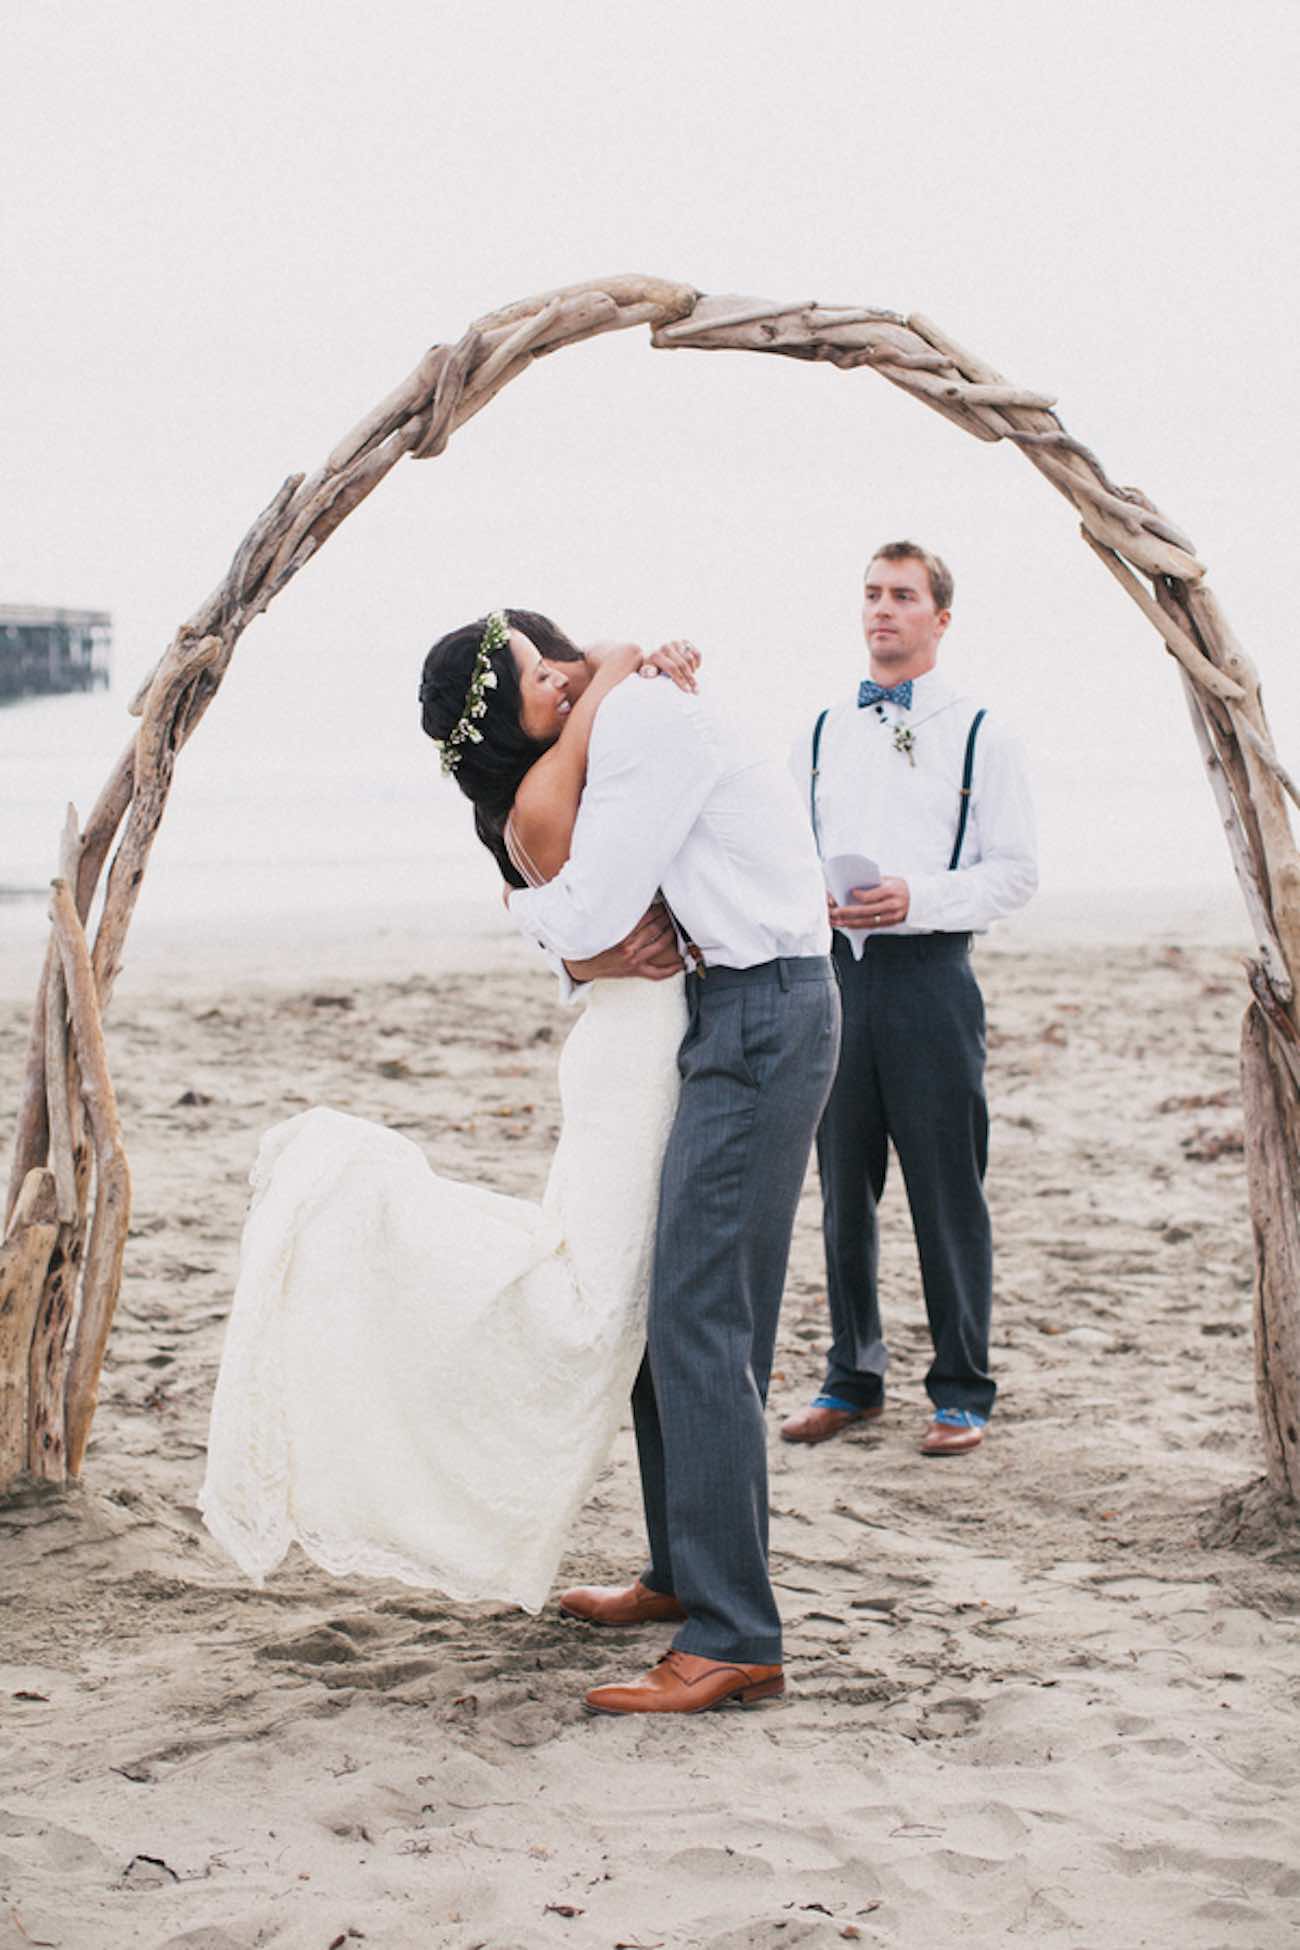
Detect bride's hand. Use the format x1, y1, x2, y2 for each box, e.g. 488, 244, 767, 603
639, 638, 701, 692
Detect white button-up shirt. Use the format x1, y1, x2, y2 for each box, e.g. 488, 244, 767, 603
511, 677, 831, 967
791, 669, 1037, 939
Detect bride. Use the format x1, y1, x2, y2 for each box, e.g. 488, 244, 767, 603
199, 610, 699, 1611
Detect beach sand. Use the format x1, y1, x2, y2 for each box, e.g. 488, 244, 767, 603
2, 933, 1299, 1949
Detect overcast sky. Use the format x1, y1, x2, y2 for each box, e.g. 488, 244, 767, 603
6, 0, 1299, 915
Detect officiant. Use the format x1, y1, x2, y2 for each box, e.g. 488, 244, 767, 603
783, 541, 1037, 1457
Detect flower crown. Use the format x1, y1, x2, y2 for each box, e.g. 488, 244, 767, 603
433, 610, 507, 775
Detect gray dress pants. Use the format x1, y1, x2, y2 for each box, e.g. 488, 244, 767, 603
816, 930, 995, 1419
633, 955, 840, 1667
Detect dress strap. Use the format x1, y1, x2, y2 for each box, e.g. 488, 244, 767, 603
504, 814, 548, 890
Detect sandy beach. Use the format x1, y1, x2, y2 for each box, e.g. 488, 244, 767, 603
3, 929, 1299, 1950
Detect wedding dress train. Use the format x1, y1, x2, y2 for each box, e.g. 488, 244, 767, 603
199, 976, 687, 1611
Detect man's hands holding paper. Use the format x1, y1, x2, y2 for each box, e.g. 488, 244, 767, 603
822, 852, 910, 930
829, 877, 911, 930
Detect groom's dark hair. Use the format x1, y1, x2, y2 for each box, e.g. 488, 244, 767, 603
419, 608, 584, 887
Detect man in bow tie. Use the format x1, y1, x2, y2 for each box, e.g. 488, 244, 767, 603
783, 541, 1037, 1457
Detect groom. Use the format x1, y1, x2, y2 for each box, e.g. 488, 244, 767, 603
509, 650, 838, 1715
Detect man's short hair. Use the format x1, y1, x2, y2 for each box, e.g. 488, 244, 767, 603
866, 540, 954, 612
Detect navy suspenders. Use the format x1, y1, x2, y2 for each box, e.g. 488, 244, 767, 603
948, 708, 986, 870
810, 705, 987, 870
810, 707, 830, 854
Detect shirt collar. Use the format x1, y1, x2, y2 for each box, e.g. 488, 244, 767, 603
856, 667, 956, 711
907, 668, 951, 709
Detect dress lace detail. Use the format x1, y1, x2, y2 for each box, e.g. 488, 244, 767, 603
198, 976, 686, 1611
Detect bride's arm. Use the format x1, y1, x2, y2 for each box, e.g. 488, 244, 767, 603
510, 645, 639, 882
511, 639, 699, 883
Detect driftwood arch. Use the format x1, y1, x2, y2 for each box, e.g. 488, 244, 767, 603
4, 273, 1300, 1500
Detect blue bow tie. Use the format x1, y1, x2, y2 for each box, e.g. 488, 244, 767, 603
858, 678, 914, 711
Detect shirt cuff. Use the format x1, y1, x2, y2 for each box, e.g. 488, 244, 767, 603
527, 938, 586, 1006
903, 872, 947, 932
552, 957, 589, 1007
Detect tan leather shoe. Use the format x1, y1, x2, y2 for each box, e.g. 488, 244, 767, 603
780, 1400, 884, 1445
585, 1649, 785, 1715
920, 1413, 985, 1456
558, 1578, 687, 1626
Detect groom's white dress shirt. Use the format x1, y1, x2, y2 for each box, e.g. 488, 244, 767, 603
510, 678, 831, 967
792, 669, 1037, 938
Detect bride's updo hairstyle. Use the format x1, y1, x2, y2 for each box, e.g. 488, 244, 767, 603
420, 607, 584, 887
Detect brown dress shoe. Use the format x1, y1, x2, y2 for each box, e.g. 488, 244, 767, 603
558, 1578, 687, 1626
585, 1650, 785, 1716
920, 1414, 985, 1456
780, 1400, 884, 1445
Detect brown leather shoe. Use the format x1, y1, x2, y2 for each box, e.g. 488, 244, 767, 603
585, 1650, 785, 1716
558, 1578, 687, 1626
920, 1414, 985, 1456
780, 1400, 884, 1445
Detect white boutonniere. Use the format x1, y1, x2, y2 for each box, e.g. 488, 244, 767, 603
893, 724, 916, 766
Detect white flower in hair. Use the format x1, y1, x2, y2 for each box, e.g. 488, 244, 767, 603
436, 611, 509, 775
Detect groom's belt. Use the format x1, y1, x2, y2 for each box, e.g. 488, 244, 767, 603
686, 955, 834, 990
832, 931, 972, 960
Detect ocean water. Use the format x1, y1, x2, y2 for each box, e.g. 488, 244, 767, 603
0, 670, 502, 991
1, 657, 1255, 1004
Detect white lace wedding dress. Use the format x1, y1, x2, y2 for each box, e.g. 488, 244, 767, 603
198, 975, 686, 1611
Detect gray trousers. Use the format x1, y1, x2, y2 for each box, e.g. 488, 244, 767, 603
817, 931, 995, 1418
633, 955, 839, 1667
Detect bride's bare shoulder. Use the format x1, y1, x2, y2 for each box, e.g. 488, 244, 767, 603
507, 759, 570, 884
511, 755, 554, 822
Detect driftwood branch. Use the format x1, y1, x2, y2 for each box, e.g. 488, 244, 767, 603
0, 1169, 59, 1486
42, 808, 84, 1228
49, 880, 132, 1480
43, 962, 77, 1226
93, 633, 225, 1006
1180, 676, 1292, 998
4, 750, 134, 1230
1234, 716, 1300, 814
1080, 533, 1244, 703
1242, 1002, 1300, 1498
